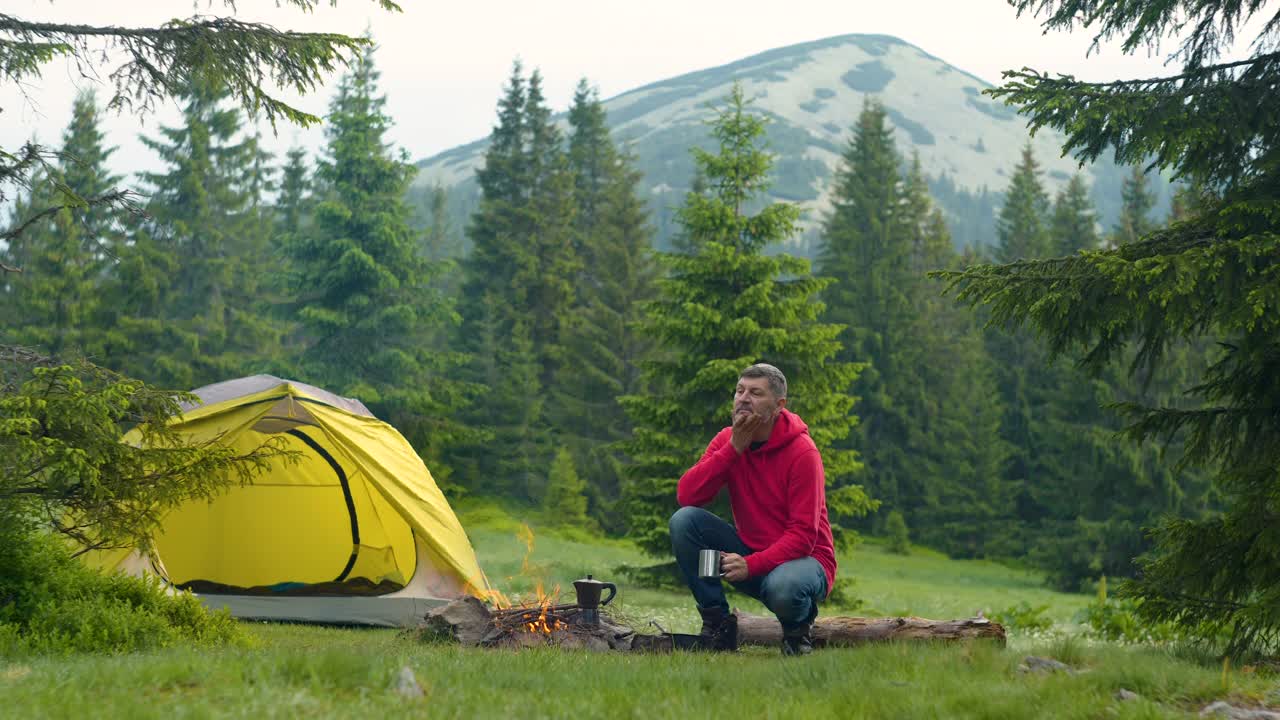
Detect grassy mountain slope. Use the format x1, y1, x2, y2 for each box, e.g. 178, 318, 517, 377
414, 34, 1171, 253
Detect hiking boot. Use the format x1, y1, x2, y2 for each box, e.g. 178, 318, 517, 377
781, 622, 813, 656
697, 606, 739, 652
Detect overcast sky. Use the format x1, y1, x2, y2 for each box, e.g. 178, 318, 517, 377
0, 0, 1268, 181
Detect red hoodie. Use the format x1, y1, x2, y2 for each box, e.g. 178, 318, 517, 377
676, 409, 837, 592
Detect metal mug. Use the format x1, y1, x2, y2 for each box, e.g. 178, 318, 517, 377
698, 549, 722, 579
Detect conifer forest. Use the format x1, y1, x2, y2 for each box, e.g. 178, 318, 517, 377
3, 0, 1279, 662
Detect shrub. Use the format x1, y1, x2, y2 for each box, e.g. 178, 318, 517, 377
0, 523, 244, 656
824, 576, 863, 611
1077, 576, 1183, 644
990, 601, 1053, 632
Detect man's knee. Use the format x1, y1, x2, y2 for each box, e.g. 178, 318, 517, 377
668, 505, 705, 537
764, 579, 807, 616
762, 567, 822, 625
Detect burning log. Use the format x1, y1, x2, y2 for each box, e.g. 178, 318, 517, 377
736, 612, 1007, 647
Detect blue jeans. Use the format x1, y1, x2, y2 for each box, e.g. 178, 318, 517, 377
669, 506, 827, 630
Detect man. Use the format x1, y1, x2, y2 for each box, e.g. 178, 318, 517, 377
669, 363, 836, 656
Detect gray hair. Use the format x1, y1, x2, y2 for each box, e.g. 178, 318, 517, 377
739, 363, 787, 398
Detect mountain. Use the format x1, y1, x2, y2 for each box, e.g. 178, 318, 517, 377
412, 33, 1171, 254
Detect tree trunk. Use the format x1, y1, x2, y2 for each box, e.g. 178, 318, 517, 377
735, 612, 1006, 647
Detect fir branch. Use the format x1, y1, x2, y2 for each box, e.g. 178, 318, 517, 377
0, 14, 373, 128
988, 52, 1280, 184
1, 188, 139, 245
1010, 0, 1279, 67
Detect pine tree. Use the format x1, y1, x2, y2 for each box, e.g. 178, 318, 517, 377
1050, 174, 1101, 255
285, 44, 472, 473
946, 0, 1280, 654
622, 84, 872, 556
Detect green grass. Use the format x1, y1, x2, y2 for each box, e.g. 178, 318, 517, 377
3, 625, 1275, 719
1, 503, 1275, 719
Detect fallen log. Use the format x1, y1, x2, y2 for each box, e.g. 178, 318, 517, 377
736, 612, 1006, 647
412, 598, 1005, 651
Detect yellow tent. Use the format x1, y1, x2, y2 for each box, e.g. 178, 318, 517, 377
86, 375, 489, 626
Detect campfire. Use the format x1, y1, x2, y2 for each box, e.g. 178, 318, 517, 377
424, 526, 636, 650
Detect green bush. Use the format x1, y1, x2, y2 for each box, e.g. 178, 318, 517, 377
0, 523, 244, 656
825, 576, 863, 611
1077, 578, 1182, 644
990, 600, 1053, 632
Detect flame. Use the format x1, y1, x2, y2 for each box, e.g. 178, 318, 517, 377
516, 523, 536, 576
479, 523, 567, 634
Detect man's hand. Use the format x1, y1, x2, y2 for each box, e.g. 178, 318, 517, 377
730, 411, 764, 453
721, 552, 749, 583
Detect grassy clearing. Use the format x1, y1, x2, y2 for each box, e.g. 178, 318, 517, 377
461, 502, 1089, 633
3, 624, 1276, 719
1, 504, 1275, 718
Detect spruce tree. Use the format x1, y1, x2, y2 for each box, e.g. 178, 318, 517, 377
899, 157, 1014, 557
1, 91, 120, 357
554, 80, 656, 522
285, 45, 472, 473
103, 75, 282, 388
520, 70, 579, 391
994, 142, 1052, 262
622, 84, 871, 556
819, 132, 1011, 555
543, 448, 590, 528
1110, 165, 1157, 247
276, 146, 311, 241
946, 0, 1280, 654
983, 146, 1056, 548
1051, 174, 1101, 255
453, 61, 543, 499
453, 63, 581, 502
816, 100, 911, 523
420, 183, 462, 264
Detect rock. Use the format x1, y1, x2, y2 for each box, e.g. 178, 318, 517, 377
1116, 689, 1141, 702
419, 597, 495, 647
1199, 701, 1280, 719
1018, 656, 1073, 674
394, 666, 424, 699
556, 631, 612, 652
